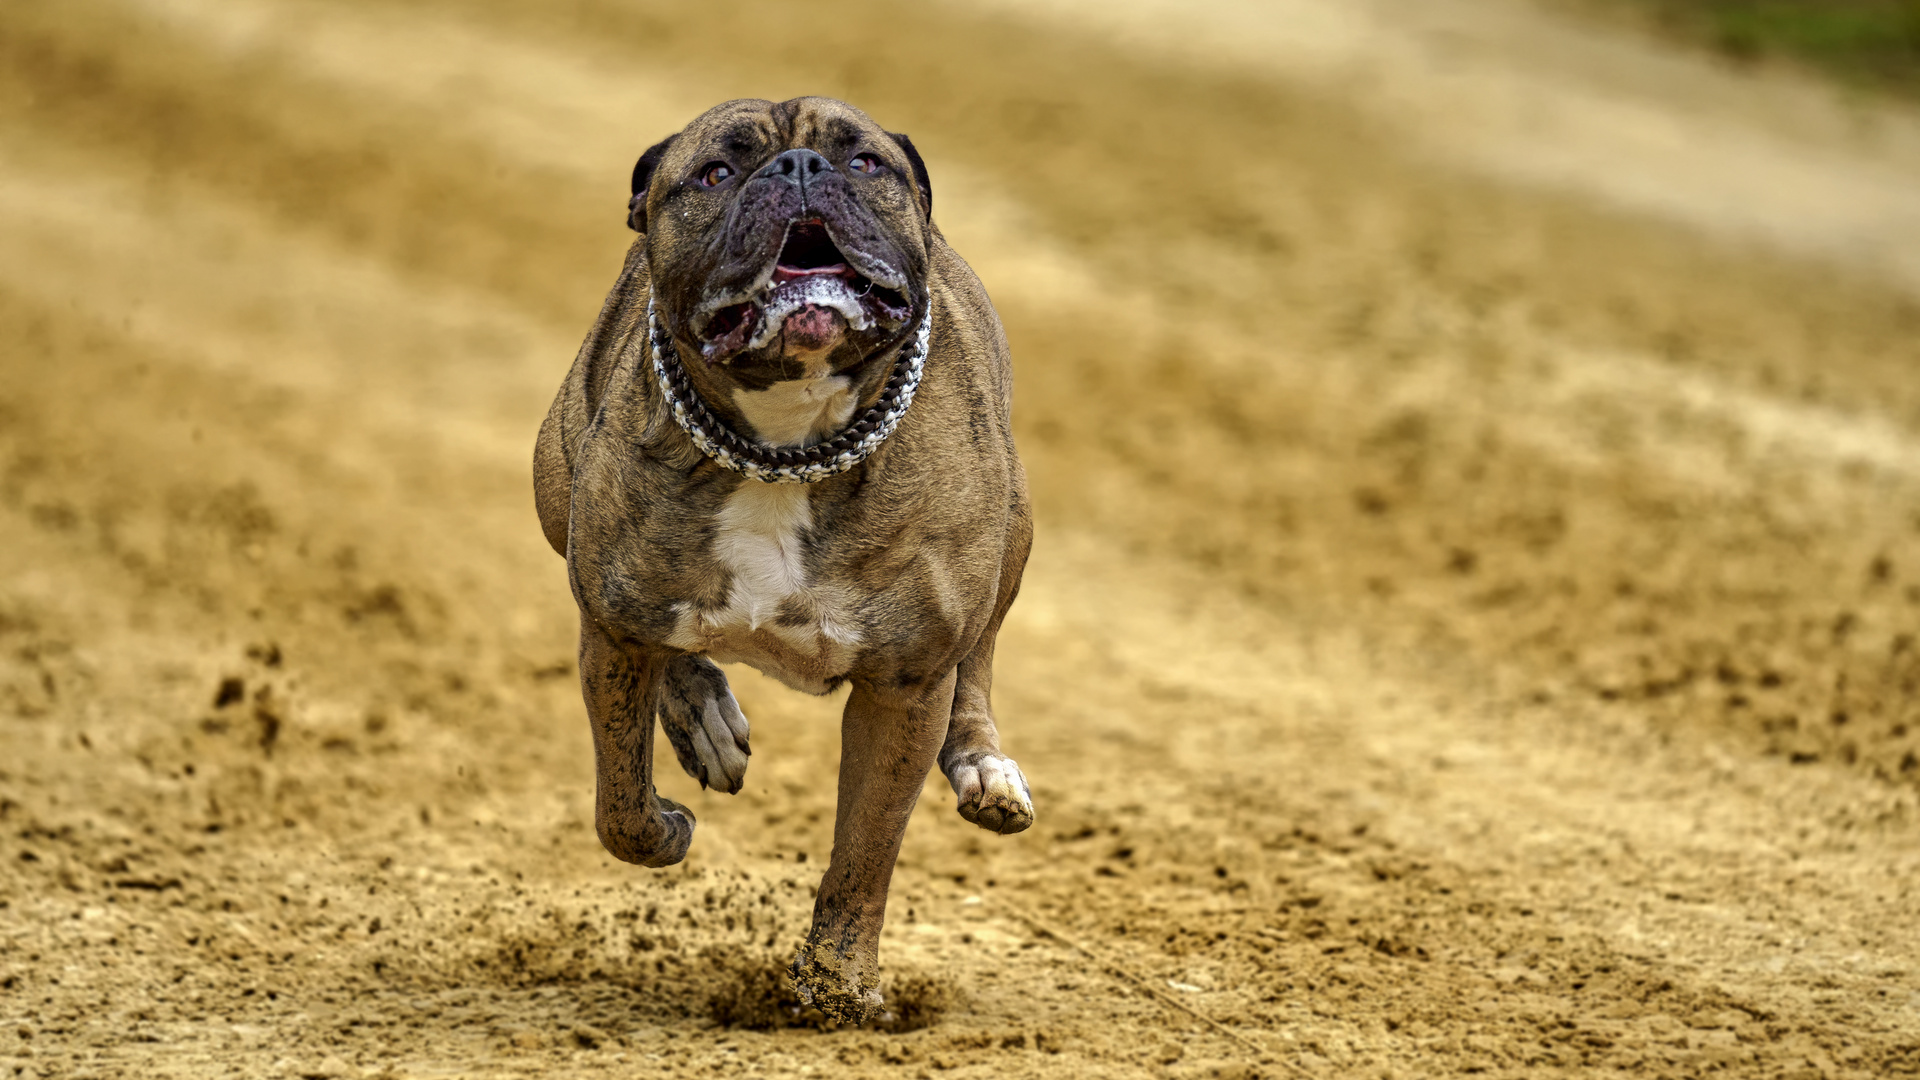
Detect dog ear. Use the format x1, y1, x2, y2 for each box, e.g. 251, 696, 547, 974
628, 135, 676, 232
887, 132, 932, 220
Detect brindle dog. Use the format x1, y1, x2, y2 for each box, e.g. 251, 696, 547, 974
532, 97, 1033, 1022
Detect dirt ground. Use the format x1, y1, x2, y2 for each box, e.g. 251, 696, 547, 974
4, 0, 1920, 1076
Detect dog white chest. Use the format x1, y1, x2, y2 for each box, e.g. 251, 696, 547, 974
665, 468, 862, 693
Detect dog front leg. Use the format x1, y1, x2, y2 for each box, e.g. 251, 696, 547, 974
578, 622, 694, 867
791, 669, 955, 1024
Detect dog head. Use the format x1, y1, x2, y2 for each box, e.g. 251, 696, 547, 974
629, 98, 933, 381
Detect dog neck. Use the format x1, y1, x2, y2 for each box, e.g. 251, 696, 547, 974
645, 300, 930, 484
729, 376, 862, 448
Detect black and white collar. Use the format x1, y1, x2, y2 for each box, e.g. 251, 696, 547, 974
646, 299, 930, 484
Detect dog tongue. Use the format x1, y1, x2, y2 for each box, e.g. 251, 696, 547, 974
783, 304, 844, 352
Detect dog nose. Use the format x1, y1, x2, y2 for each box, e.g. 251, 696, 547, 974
758, 148, 835, 188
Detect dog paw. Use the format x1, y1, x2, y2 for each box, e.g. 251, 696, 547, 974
946, 752, 1034, 835
790, 939, 882, 1025
597, 795, 695, 868
658, 655, 751, 793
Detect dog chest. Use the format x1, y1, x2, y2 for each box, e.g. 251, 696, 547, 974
663, 481, 862, 694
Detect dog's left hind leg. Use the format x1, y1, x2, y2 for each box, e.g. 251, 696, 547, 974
939, 502, 1034, 835
940, 617, 1034, 835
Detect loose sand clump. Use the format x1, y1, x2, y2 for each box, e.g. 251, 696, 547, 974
705, 951, 959, 1032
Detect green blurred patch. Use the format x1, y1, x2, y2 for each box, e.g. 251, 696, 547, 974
1615, 1, 1920, 94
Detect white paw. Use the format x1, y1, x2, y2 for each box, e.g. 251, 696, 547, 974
689, 688, 750, 793
947, 753, 1033, 835
660, 659, 751, 793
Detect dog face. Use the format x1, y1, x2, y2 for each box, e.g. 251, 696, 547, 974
630, 98, 933, 380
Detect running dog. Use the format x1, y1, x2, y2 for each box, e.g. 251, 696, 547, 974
533, 97, 1032, 1023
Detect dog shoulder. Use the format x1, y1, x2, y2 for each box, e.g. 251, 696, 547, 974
925, 230, 1013, 414
534, 239, 652, 556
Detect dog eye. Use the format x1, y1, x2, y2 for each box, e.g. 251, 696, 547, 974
700, 162, 734, 187
849, 154, 882, 175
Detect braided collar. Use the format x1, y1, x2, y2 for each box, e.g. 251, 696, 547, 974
646, 298, 929, 484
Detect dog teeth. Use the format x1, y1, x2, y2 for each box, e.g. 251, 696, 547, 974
745, 277, 872, 351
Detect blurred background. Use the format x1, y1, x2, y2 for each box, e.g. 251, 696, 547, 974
4, 1, 1919, 1076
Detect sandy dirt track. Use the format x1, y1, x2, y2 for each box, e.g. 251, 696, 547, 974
4, 0, 1920, 1076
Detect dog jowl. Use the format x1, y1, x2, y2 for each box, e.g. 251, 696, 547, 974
533, 97, 1034, 1023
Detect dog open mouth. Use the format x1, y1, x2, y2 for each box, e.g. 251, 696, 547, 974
697, 221, 914, 361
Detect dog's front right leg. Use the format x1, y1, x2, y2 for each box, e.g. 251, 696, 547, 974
578, 621, 694, 867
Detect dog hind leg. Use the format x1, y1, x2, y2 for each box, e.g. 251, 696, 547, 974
940, 618, 1034, 835
657, 654, 751, 793
939, 500, 1034, 835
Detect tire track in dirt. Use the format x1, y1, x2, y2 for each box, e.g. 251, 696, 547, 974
3, 0, 1919, 1077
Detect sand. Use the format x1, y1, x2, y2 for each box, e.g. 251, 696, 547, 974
3, 0, 1919, 1076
